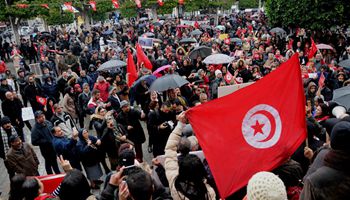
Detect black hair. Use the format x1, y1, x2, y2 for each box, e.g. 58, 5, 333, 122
22, 178, 40, 200
9, 174, 26, 200
58, 169, 91, 200
175, 154, 210, 200
126, 168, 154, 200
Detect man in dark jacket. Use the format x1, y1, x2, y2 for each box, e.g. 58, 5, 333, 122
77, 70, 93, 90
24, 74, 43, 112
1, 91, 27, 130
300, 121, 350, 200
147, 102, 173, 157
6, 134, 40, 176
57, 70, 70, 96
116, 100, 146, 162
16, 68, 28, 106
0, 117, 23, 179
78, 83, 92, 128
0, 75, 14, 101
42, 75, 59, 101
31, 111, 60, 174
52, 126, 81, 170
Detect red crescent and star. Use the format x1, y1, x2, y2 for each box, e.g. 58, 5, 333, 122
250, 110, 277, 142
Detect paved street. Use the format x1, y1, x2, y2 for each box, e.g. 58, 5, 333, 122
0, 61, 153, 199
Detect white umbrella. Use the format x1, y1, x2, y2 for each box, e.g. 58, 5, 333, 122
203, 54, 234, 65
316, 44, 334, 50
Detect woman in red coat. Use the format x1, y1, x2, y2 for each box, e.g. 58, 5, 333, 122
93, 76, 110, 102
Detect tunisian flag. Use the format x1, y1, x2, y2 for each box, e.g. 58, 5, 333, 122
136, 43, 153, 70
112, 0, 119, 8
36, 96, 47, 106
308, 38, 318, 59
89, 1, 97, 11
127, 49, 138, 87
187, 54, 306, 198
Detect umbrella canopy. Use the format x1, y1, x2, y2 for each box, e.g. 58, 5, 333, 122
179, 38, 197, 44
215, 25, 226, 31
153, 65, 172, 77
155, 58, 168, 67
316, 44, 333, 50
142, 32, 155, 38
149, 74, 189, 92
270, 27, 287, 38
203, 54, 234, 65
231, 38, 242, 43
338, 59, 350, 69
132, 75, 157, 88
153, 38, 162, 43
97, 60, 127, 72
153, 22, 162, 26
188, 46, 212, 59
190, 29, 203, 36
140, 17, 149, 21
103, 30, 114, 35
200, 24, 212, 30
332, 86, 350, 109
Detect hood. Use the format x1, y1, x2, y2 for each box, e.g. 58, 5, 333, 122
330, 121, 350, 152
78, 128, 86, 141
307, 81, 317, 94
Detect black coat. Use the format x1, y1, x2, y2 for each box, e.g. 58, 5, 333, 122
24, 83, 43, 112
116, 109, 145, 144
107, 95, 121, 113
1, 98, 24, 128
0, 84, 14, 101
147, 109, 172, 156
78, 92, 91, 116
300, 149, 350, 200
31, 120, 56, 158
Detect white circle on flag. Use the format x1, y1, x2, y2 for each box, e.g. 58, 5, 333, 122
241, 104, 282, 149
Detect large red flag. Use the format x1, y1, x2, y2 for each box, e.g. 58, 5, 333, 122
308, 38, 318, 59
127, 49, 138, 87
136, 43, 153, 70
186, 54, 306, 198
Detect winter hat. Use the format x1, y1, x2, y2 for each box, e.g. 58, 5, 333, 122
330, 121, 350, 152
120, 100, 130, 108
0, 116, 11, 126
9, 134, 19, 143
109, 86, 117, 95
215, 69, 222, 77
247, 171, 287, 200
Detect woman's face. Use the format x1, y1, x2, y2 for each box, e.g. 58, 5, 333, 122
99, 108, 107, 116
83, 130, 89, 139
315, 106, 322, 117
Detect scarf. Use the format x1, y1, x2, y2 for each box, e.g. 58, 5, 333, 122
1, 126, 17, 155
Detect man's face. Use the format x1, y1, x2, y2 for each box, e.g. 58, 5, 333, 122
161, 105, 171, 113
54, 127, 64, 137
94, 92, 101, 100
83, 85, 90, 93
28, 76, 35, 83
36, 114, 45, 124
55, 106, 63, 115
62, 72, 68, 79
122, 105, 130, 113
2, 122, 11, 130
80, 70, 86, 77
11, 138, 22, 150
6, 92, 14, 101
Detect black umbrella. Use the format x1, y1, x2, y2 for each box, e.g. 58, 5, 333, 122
179, 38, 197, 44
332, 85, 350, 109
189, 46, 212, 59
149, 74, 189, 92
132, 75, 157, 88
338, 59, 350, 70
190, 29, 203, 36
153, 22, 162, 26
97, 59, 127, 72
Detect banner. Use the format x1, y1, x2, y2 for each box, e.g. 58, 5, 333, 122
22, 107, 35, 121
180, 20, 209, 26
138, 37, 153, 49
218, 82, 254, 98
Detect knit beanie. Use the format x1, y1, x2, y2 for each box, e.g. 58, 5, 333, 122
247, 171, 287, 200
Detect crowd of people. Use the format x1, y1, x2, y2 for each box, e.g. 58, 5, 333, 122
0, 10, 349, 200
